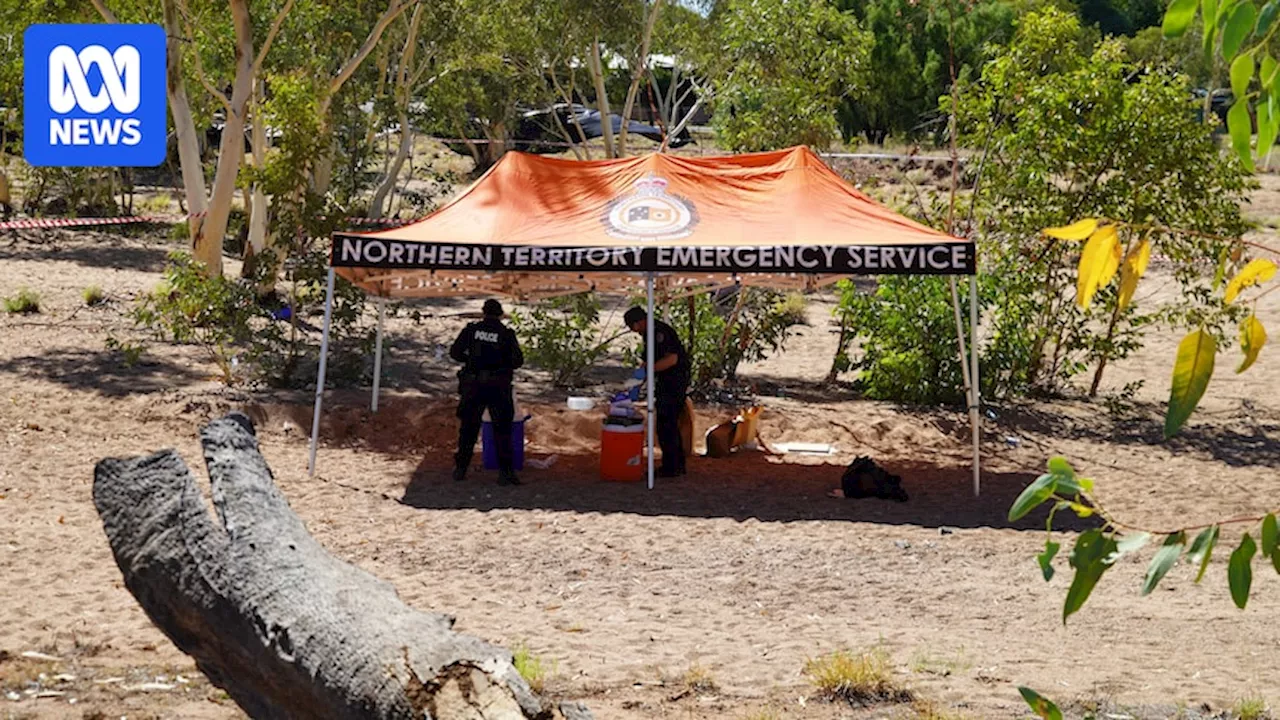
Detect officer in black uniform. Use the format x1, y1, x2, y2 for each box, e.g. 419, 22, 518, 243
624, 306, 690, 477
450, 299, 524, 485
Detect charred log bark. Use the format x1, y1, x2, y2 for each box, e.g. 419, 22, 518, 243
93, 413, 591, 720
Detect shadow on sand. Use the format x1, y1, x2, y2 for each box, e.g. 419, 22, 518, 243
0, 347, 207, 397
0, 234, 175, 272
396, 443, 1092, 533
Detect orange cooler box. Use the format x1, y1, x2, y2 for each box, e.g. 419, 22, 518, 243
601, 421, 645, 482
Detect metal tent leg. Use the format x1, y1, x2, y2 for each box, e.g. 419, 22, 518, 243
308, 268, 336, 477
646, 272, 656, 491
371, 299, 385, 413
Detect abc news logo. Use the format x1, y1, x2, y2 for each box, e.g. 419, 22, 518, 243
24, 24, 166, 167
48, 44, 144, 146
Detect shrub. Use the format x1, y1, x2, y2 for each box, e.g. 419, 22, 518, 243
836, 9, 1250, 404
140, 192, 173, 215
129, 251, 372, 388
3, 288, 40, 314
83, 286, 105, 307
511, 293, 626, 387
131, 253, 265, 385
831, 276, 971, 405
629, 288, 808, 388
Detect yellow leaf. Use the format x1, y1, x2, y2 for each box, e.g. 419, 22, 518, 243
1224, 258, 1278, 303
1044, 218, 1099, 241
1117, 238, 1152, 311
1076, 225, 1121, 310
1165, 328, 1217, 439
1099, 235, 1123, 287
1238, 314, 1267, 374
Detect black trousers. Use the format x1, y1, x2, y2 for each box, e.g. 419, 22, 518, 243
655, 391, 686, 473
456, 380, 515, 473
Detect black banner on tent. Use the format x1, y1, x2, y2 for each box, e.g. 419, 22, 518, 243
330, 235, 976, 275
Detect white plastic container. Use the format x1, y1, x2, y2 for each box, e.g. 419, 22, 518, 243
567, 397, 594, 411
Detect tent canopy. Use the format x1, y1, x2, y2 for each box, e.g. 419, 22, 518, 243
314, 145, 984, 495
333, 146, 973, 300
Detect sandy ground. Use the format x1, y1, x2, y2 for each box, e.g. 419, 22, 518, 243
3, 193, 1280, 719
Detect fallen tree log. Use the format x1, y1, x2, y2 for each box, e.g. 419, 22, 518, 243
93, 412, 592, 720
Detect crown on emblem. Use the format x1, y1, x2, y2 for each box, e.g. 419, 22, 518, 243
633, 174, 669, 195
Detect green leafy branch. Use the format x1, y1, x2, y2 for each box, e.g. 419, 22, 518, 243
1164, 0, 1280, 171
1012, 456, 1280, 718
1044, 218, 1276, 438
1013, 4, 1280, 717
1010, 456, 1280, 625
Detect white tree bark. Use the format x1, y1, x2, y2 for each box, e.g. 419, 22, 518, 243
371, 128, 413, 218
245, 80, 270, 267
193, 0, 255, 277
99, 0, 209, 259
587, 39, 616, 158
370, 4, 423, 218
93, 413, 594, 720
616, 0, 664, 157
550, 67, 590, 160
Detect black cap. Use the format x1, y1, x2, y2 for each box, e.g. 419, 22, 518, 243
483, 299, 504, 317
623, 306, 647, 326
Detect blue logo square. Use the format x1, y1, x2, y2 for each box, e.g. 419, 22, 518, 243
23, 24, 167, 167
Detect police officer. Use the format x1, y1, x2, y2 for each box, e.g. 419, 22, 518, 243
624, 306, 690, 477
450, 299, 524, 485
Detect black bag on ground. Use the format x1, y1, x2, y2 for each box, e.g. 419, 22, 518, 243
841, 456, 908, 502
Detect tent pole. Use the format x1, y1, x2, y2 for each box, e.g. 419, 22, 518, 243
308, 268, 337, 477
969, 273, 981, 497
948, 277, 972, 404
646, 272, 656, 491
371, 299, 386, 413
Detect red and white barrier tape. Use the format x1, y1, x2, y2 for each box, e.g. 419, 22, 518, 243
344, 216, 417, 226
0, 213, 420, 232
0, 215, 168, 230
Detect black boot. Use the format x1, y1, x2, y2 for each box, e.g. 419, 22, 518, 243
498, 469, 521, 486
452, 465, 467, 482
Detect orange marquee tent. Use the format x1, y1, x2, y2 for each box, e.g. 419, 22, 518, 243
309, 146, 983, 493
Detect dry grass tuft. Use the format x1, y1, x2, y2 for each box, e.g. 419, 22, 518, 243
802, 647, 912, 704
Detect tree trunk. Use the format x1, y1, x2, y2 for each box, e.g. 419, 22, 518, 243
551, 67, 590, 160
827, 312, 851, 384
244, 79, 271, 281
93, 413, 594, 720
371, 124, 412, 218
197, 0, 255, 278
160, 0, 209, 258
616, 0, 664, 157
370, 5, 422, 218
587, 40, 615, 158
311, 122, 337, 196
686, 294, 696, 355
312, 0, 409, 197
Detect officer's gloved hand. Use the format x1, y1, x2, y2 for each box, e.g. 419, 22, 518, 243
622, 367, 645, 390
623, 368, 646, 401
